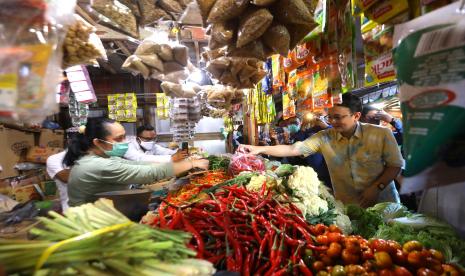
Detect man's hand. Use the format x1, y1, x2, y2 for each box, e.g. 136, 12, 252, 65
238, 144, 266, 155
359, 184, 380, 208
172, 150, 188, 162
375, 111, 394, 123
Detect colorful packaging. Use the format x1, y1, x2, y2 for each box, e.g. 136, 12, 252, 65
336, 0, 357, 92
393, 2, 465, 192
364, 0, 409, 25
107, 93, 137, 122
312, 69, 332, 110
282, 91, 296, 120
352, 0, 379, 15
271, 55, 285, 90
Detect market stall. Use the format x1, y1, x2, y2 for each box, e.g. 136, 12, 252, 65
1, 0, 465, 275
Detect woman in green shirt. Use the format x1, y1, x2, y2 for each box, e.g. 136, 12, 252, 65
64, 117, 209, 206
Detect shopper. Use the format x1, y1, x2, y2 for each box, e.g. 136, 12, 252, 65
361, 106, 403, 148
46, 150, 70, 211
240, 93, 404, 207
64, 118, 208, 206
288, 115, 332, 189
124, 125, 187, 163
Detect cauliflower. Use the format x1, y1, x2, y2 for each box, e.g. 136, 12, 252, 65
301, 195, 329, 217
247, 174, 267, 192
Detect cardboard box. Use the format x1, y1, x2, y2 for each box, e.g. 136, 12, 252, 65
0, 126, 35, 179
39, 129, 64, 148
26, 146, 63, 164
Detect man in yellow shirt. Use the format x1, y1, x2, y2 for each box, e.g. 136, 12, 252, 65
240, 93, 404, 207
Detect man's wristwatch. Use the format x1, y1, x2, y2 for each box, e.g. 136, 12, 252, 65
377, 182, 387, 190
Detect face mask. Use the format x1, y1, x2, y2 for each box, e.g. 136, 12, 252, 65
99, 140, 129, 157
140, 141, 155, 151
287, 124, 300, 133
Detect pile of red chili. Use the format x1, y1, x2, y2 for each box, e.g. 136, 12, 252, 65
165, 170, 231, 206
145, 184, 328, 275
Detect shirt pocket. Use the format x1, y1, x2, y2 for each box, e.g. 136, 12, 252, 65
356, 150, 383, 169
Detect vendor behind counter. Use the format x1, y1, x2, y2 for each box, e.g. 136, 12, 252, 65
64, 118, 209, 206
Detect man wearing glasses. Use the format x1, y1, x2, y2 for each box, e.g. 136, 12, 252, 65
124, 125, 187, 163
240, 93, 403, 207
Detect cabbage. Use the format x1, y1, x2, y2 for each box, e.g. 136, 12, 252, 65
367, 202, 409, 222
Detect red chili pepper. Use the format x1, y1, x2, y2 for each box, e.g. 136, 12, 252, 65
298, 259, 313, 276
207, 254, 225, 265
158, 206, 167, 228
260, 180, 267, 197
242, 253, 251, 276
254, 263, 270, 276
168, 210, 182, 229
251, 217, 262, 243
272, 267, 289, 276
181, 215, 205, 259
258, 232, 269, 260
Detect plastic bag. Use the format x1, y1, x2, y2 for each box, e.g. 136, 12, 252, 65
63, 16, 107, 68
229, 150, 265, 175
262, 24, 290, 56
137, 54, 164, 72
139, 0, 172, 25
91, 0, 138, 38
173, 45, 189, 66
393, 2, 465, 193
0, 0, 76, 123
119, 0, 140, 17
251, 0, 277, 6
288, 23, 315, 50
196, 0, 217, 24
207, 0, 249, 23
272, 0, 314, 25
122, 55, 151, 78
211, 22, 235, 44
237, 8, 273, 48
227, 40, 266, 61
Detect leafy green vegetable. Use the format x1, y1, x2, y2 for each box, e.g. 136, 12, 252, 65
367, 202, 409, 221
274, 164, 296, 177
306, 202, 338, 226
346, 204, 384, 238
207, 155, 230, 171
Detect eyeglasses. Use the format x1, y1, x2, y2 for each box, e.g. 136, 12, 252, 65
139, 136, 157, 142
324, 114, 353, 122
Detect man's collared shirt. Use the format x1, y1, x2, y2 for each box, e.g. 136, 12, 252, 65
294, 122, 403, 204
124, 138, 176, 163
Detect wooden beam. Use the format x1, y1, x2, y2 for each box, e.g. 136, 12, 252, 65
75, 5, 98, 26
97, 59, 117, 74
114, 41, 132, 56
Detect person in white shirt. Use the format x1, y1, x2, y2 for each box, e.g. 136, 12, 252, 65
46, 150, 70, 211
124, 125, 187, 163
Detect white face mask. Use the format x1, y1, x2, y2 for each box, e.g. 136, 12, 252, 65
140, 140, 155, 151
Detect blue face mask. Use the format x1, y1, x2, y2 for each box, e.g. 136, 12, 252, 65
99, 140, 129, 157
287, 124, 300, 134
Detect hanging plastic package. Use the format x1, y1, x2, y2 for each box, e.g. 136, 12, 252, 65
0, 0, 76, 123
393, 2, 465, 193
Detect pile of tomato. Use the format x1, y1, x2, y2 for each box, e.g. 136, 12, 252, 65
308, 224, 463, 276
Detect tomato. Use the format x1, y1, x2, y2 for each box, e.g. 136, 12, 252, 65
327, 232, 343, 243
417, 268, 439, 276
329, 224, 343, 233
313, 261, 326, 272
327, 242, 343, 258
362, 248, 374, 261
394, 249, 408, 265
403, 241, 423, 253
344, 265, 366, 274
441, 264, 461, 276
387, 240, 402, 253
425, 257, 443, 274
342, 249, 360, 265
379, 269, 395, 276
331, 265, 346, 276
370, 239, 390, 252
407, 251, 423, 268
428, 250, 444, 263
394, 266, 414, 276
363, 260, 375, 272
311, 224, 328, 235
317, 271, 330, 276
321, 254, 334, 266
317, 235, 330, 245
375, 251, 393, 269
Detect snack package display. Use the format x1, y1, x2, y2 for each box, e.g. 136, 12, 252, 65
156, 93, 170, 119
205, 56, 266, 88
123, 34, 191, 82
393, 2, 465, 193
170, 97, 202, 141
69, 91, 89, 127
107, 93, 137, 122
91, 0, 139, 38
282, 91, 296, 120
363, 0, 409, 25
0, 0, 76, 123
229, 149, 266, 175
63, 16, 107, 68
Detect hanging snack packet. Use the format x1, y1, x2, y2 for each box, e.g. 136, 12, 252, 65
364, 0, 409, 25
393, 2, 465, 192
351, 0, 378, 15
312, 68, 332, 110
282, 91, 296, 119
271, 54, 285, 90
